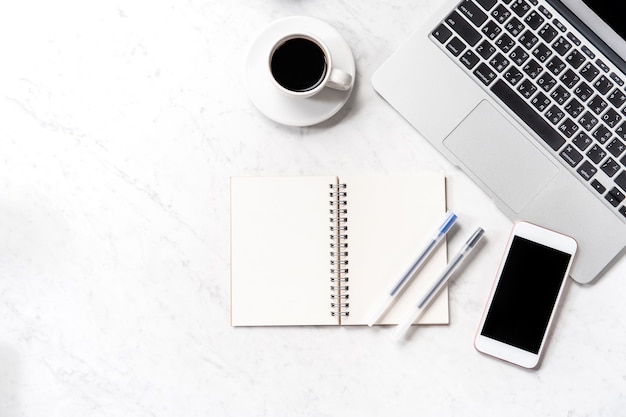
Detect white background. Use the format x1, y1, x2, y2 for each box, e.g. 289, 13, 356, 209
1, 0, 625, 416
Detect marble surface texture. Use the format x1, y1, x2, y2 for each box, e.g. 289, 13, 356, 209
1, 0, 625, 416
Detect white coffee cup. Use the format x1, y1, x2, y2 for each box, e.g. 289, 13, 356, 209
269, 33, 352, 98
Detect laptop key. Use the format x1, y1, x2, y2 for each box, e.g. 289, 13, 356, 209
572, 132, 592, 150
577, 161, 597, 180
574, 82, 593, 101
602, 108, 621, 128
594, 75, 614, 95
588, 95, 608, 115
558, 118, 578, 137
538, 23, 558, 43
482, 20, 502, 40
567, 32, 582, 46
593, 125, 611, 143
553, 36, 572, 56
606, 138, 625, 157
489, 53, 510, 72
596, 59, 610, 73
476, 40, 496, 59
537, 72, 557, 92
510, 46, 530, 65
615, 121, 626, 141
523, 59, 542, 79
550, 86, 570, 105
581, 45, 595, 59
600, 158, 621, 177
579, 111, 598, 131
504, 66, 523, 85
538, 5, 552, 19
505, 17, 525, 37
458, 0, 488, 27
580, 62, 600, 82
605, 187, 625, 207
591, 179, 606, 194
533, 43, 552, 62
566, 50, 586, 69
546, 105, 565, 125
607, 89, 626, 108
519, 30, 539, 50
560, 144, 583, 166
565, 98, 585, 118
474, 63, 497, 85
460, 49, 480, 69
510, 0, 531, 17
609, 72, 624, 86
447, 37, 467, 56
553, 19, 567, 32
491, 80, 566, 151
446, 11, 481, 46
518, 79, 537, 98
560, 69, 580, 89
587, 144, 606, 164
491, 4, 511, 24
525, 11, 545, 30
546, 56, 566, 75
531, 92, 551, 112
432, 24, 453, 44
495, 33, 515, 53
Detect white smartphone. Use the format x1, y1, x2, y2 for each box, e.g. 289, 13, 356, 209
475, 222, 577, 369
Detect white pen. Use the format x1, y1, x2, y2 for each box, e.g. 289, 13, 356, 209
366, 211, 457, 327
393, 227, 485, 340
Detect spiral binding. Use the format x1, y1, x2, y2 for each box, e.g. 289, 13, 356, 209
329, 183, 349, 318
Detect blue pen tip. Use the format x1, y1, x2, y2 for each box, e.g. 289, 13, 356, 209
440, 212, 457, 234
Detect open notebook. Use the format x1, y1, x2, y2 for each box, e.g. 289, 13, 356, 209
230, 174, 449, 326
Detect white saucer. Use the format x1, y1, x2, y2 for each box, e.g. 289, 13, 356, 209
245, 16, 356, 127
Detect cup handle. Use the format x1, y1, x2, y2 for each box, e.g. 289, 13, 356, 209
325, 68, 352, 91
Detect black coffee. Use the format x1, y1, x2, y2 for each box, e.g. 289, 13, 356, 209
270, 37, 327, 92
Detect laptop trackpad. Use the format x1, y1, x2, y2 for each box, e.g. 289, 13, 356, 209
443, 100, 559, 213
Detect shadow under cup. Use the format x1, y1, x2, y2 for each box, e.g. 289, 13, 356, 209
270, 36, 328, 94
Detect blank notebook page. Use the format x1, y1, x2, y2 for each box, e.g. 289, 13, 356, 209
230, 176, 336, 326
341, 174, 448, 325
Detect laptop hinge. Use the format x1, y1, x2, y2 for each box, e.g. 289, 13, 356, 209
547, 0, 626, 75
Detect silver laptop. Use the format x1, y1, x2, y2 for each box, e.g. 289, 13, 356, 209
373, 0, 626, 284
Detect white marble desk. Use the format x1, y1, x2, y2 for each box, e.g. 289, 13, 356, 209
1, 0, 625, 416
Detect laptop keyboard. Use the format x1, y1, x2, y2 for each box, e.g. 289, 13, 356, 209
431, 0, 626, 220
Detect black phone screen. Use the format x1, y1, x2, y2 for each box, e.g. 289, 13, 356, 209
480, 236, 572, 354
